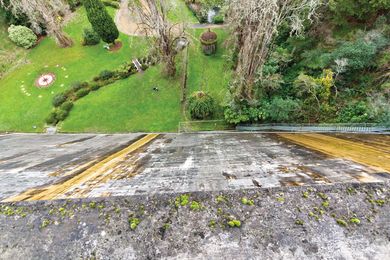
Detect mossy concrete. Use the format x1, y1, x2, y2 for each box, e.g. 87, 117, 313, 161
0, 182, 389, 259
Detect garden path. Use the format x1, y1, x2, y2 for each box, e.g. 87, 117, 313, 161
114, 0, 145, 36
114, 0, 226, 36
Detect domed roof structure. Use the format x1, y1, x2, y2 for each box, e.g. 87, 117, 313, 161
200, 29, 217, 44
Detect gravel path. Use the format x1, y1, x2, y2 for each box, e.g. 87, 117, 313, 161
114, 0, 144, 36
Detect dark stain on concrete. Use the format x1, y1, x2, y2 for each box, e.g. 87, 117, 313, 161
0, 151, 33, 163
0, 160, 30, 171
56, 136, 96, 147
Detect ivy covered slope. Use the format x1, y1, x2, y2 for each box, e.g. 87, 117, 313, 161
225, 0, 390, 125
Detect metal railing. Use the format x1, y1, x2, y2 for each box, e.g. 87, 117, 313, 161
178, 121, 389, 133
178, 120, 234, 133
236, 123, 390, 133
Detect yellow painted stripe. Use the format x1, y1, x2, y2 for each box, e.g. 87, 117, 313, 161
3, 134, 159, 202
278, 133, 390, 172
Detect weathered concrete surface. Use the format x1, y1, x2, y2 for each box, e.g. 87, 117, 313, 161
1, 133, 389, 201
279, 133, 390, 171
0, 183, 389, 259
0, 134, 141, 199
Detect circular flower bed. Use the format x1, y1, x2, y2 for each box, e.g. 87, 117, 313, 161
35, 73, 56, 88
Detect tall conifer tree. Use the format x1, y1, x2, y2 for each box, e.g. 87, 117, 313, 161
83, 0, 119, 44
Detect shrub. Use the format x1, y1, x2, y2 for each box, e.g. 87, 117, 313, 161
2, 3, 30, 28
7, 25, 37, 49
75, 88, 90, 99
367, 94, 390, 125
224, 104, 268, 125
337, 101, 372, 123
60, 101, 73, 112
102, 79, 116, 86
82, 28, 100, 46
331, 38, 385, 73
188, 91, 215, 120
141, 64, 148, 71
116, 62, 138, 75
300, 49, 331, 70
212, 14, 224, 24
116, 71, 131, 79
83, 0, 119, 44
102, 0, 120, 9
71, 81, 88, 92
55, 109, 69, 121
267, 97, 301, 122
52, 93, 67, 107
99, 70, 115, 80
45, 112, 58, 125
329, 0, 390, 24
67, 0, 82, 11
90, 82, 102, 91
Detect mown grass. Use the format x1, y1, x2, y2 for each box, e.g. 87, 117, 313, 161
186, 28, 232, 119
60, 65, 183, 133
0, 10, 28, 78
167, 0, 198, 23
0, 4, 230, 133
0, 7, 146, 132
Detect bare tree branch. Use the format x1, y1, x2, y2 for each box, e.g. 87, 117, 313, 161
227, 0, 321, 102
129, 0, 186, 77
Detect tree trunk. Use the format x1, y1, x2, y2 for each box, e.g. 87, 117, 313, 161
227, 0, 320, 103
52, 29, 73, 47
164, 56, 176, 77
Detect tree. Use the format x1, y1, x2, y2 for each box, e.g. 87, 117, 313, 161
226, 0, 320, 103
129, 0, 185, 77
83, 0, 119, 45
294, 69, 334, 120
0, 0, 73, 47
328, 0, 390, 24
267, 97, 301, 122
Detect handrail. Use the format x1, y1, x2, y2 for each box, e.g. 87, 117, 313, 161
237, 123, 389, 133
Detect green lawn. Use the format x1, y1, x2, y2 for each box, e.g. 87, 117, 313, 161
0, 7, 146, 132
186, 28, 232, 118
0, 10, 28, 78
168, 0, 198, 23
60, 65, 182, 133
0, 4, 230, 133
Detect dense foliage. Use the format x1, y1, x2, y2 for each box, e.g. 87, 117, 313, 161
102, 0, 119, 9
188, 91, 215, 120
224, 1, 390, 126
7, 24, 36, 48
82, 28, 100, 45
184, 0, 226, 23
0, 0, 28, 27
329, 0, 390, 25
83, 0, 119, 44
67, 0, 82, 11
